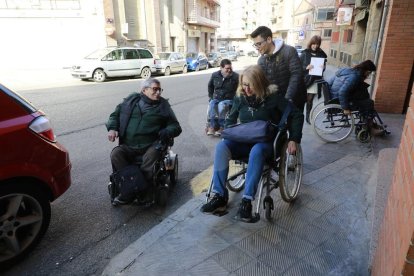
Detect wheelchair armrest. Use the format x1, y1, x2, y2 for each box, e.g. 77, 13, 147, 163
273, 129, 288, 160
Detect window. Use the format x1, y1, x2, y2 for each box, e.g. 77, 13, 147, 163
316, 8, 334, 21
330, 49, 337, 58
343, 29, 353, 43
103, 49, 123, 61
331, 31, 340, 43
323, 29, 332, 38
137, 49, 153, 59
123, 49, 139, 60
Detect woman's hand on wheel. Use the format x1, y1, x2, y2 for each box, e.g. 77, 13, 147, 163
108, 130, 118, 142
287, 141, 297, 155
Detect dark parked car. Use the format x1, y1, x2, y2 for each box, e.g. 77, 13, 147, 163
186, 52, 209, 71
0, 84, 72, 268
247, 51, 259, 57
207, 52, 222, 68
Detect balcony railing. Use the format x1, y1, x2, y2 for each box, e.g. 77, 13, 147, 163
186, 0, 220, 28
187, 14, 220, 28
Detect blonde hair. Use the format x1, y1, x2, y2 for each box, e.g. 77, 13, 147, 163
237, 65, 271, 100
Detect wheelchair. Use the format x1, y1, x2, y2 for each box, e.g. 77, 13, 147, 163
204, 128, 303, 221
108, 139, 178, 207
311, 81, 389, 143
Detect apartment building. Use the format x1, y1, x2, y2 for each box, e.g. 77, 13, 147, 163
0, 0, 106, 69
328, 0, 371, 66
104, 0, 220, 54
293, 0, 335, 53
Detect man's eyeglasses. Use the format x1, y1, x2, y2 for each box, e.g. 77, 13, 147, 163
150, 87, 163, 93
252, 40, 267, 49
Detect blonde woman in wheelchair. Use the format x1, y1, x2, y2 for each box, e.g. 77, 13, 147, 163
200, 65, 304, 222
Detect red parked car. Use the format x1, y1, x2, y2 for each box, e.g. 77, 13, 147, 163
0, 84, 72, 268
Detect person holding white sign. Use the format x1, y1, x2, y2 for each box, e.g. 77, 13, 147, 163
300, 36, 327, 124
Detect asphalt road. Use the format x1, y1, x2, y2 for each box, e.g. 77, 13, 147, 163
3, 62, 255, 275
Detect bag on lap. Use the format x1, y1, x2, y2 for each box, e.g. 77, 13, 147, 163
221, 120, 277, 143
111, 165, 148, 201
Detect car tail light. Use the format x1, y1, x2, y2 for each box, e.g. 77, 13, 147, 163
29, 116, 56, 142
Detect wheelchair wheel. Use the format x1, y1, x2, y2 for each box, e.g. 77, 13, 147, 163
263, 196, 274, 221
226, 160, 246, 192
156, 187, 168, 207
169, 156, 178, 187
357, 129, 371, 143
309, 101, 324, 123
312, 104, 355, 143
279, 142, 303, 202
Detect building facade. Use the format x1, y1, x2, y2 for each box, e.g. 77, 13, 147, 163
0, 0, 106, 69
104, 0, 220, 54
293, 0, 335, 53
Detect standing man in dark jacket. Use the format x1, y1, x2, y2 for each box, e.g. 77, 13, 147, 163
106, 78, 182, 201
250, 26, 307, 111
207, 59, 239, 136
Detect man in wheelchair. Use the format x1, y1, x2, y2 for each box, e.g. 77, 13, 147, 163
106, 78, 182, 205
207, 59, 239, 136
200, 65, 304, 222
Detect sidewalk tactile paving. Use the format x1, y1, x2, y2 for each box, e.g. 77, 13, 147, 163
189, 259, 229, 275
212, 245, 254, 272
305, 197, 337, 214
234, 260, 278, 275
258, 247, 299, 272
294, 224, 333, 246
283, 260, 323, 276
236, 232, 277, 257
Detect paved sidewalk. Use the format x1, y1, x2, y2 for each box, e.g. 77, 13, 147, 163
102, 113, 405, 275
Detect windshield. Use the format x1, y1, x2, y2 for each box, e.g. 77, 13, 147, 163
186, 53, 197, 58
85, 48, 113, 59
158, 53, 171, 60
207, 53, 216, 58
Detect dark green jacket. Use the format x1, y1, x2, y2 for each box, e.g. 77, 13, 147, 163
225, 86, 304, 143
106, 93, 182, 149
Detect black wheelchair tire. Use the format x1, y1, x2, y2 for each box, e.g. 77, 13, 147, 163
169, 156, 178, 187
357, 129, 371, 143
156, 188, 168, 207
225, 161, 246, 192
279, 142, 303, 202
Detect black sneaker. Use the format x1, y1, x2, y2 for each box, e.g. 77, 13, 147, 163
201, 194, 227, 213
238, 198, 252, 221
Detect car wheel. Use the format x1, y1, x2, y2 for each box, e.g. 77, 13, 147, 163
164, 67, 171, 76
182, 65, 187, 74
0, 182, 51, 268
195, 65, 200, 71
93, 69, 106, 82
140, 67, 152, 79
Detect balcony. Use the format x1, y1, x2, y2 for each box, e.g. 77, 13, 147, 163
187, 14, 220, 28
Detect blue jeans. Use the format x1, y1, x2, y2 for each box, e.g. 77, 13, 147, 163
212, 139, 272, 200
208, 99, 232, 128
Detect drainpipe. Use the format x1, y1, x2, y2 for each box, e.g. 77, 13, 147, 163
370, 0, 390, 96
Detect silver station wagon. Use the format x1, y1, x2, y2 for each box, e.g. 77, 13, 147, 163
155, 52, 187, 76
71, 47, 156, 82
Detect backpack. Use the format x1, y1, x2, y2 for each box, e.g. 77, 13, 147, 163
110, 165, 148, 202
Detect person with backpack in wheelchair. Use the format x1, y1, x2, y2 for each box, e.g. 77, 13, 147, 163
106, 78, 182, 205
200, 65, 304, 222
207, 59, 239, 136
